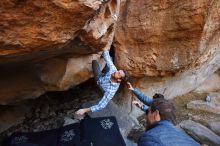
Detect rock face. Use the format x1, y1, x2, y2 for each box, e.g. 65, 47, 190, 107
0, 0, 220, 104
0, 0, 120, 63
114, 0, 220, 99
115, 0, 219, 76
1, 0, 93, 63
0, 54, 103, 104
195, 70, 220, 93
0, 0, 120, 104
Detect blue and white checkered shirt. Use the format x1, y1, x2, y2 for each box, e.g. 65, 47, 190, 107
90, 50, 120, 112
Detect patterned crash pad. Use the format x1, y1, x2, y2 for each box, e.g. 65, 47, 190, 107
4, 123, 80, 146
4, 116, 125, 146
80, 117, 126, 146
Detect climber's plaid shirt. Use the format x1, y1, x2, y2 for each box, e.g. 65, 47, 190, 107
90, 50, 120, 112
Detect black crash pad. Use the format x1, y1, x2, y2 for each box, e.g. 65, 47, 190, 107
80, 116, 126, 146
4, 123, 80, 146
4, 116, 125, 146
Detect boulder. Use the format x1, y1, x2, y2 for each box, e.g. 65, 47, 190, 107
0, 0, 220, 108
115, 0, 220, 77
179, 120, 220, 146
208, 121, 220, 136
113, 0, 220, 100
0, 0, 120, 104
187, 92, 220, 114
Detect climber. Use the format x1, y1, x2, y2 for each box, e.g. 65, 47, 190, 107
75, 47, 129, 116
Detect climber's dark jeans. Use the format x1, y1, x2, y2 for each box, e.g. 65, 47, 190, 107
92, 60, 102, 81
92, 60, 105, 93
